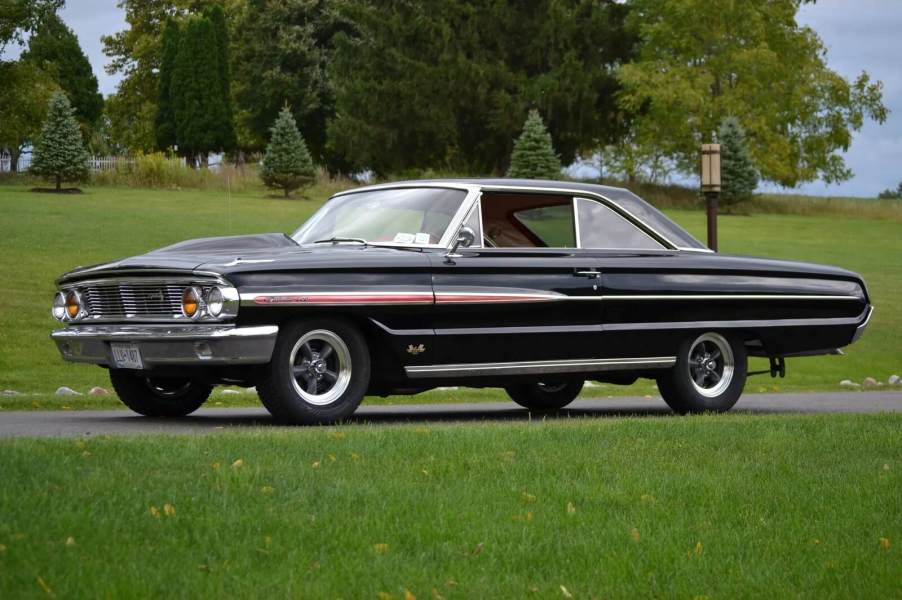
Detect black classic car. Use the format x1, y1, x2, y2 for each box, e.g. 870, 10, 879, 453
51, 179, 873, 424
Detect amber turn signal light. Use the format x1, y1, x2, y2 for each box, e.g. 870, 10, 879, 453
65, 290, 81, 319
182, 287, 200, 318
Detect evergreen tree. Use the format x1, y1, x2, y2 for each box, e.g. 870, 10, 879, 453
507, 110, 561, 180
171, 15, 228, 166
205, 5, 235, 152
29, 91, 90, 192
717, 117, 758, 207
154, 18, 180, 151
22, 13, 103, 126
261, 106, 316, 197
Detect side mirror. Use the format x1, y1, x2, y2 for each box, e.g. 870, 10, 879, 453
446, 226, 476, 259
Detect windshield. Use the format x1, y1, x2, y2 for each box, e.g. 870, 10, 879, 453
293, 187, 469, 246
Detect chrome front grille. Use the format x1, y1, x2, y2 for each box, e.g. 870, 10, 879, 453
82, 283, 185, 319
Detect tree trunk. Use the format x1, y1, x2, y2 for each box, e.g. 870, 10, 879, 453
283, 187, 289, 198
56, 175, 61, 192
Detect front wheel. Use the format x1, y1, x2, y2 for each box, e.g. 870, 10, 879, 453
257, 318, 370, 425
656, 332, 747, 414
505, 380, 584, 412
109, 370, 212, 417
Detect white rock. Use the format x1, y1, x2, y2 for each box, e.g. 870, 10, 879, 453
55, 386, 82, 396
583, 381, 599, 388
435, 387, 459, 391
889, 374, 900, 385
839, 380, 861, 389
221, 389, 240, 395
88, 386, 110, 396
2, 389, 21, 397
246, 387, 256, 394
863, 377, 879, 387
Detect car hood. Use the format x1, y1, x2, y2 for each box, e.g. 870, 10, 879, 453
58, 233, 430, 283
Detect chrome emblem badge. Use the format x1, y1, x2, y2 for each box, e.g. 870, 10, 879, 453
406, 343, 426, 356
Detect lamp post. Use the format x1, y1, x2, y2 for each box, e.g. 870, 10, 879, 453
701, 143, 721, 251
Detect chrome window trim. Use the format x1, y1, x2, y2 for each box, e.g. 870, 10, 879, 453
405, 356, 677, 378
301, 183, 481, 249
477, 184, 679, 250
573, 196, 665, 250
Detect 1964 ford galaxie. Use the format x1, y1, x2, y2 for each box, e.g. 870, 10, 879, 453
51, 179, 872, 424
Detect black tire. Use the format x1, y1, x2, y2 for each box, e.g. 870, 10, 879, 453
257, 318, 370, 425
656, 332, 747, 414
109, 370, 212, 417
505, 380, 584, 412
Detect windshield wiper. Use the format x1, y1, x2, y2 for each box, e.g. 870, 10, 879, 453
313, 237, 368, 246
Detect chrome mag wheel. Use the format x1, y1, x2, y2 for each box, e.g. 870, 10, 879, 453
688, 332, 734, 398
289, 329, 353, 406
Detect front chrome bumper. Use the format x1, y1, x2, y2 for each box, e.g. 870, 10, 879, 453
51, 324, 279, 368
851, 305, 874, 343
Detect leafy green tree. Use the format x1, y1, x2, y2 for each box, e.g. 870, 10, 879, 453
327, 0, 633, 175
617, 0, 887, 187
29, 92, 90, 191
0, 60, 58, 172
171, 14, 232, 166
22, 13, 103, 126
507, 110, 561, 180
877, 183, 902, 200
154, 18, 180, 151
717, 117, 758, 207
0, 0, 62, 51
232, 0, 344, 164
261, 106, 316, 198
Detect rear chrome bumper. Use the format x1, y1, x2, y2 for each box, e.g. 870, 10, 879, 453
851, 305, 874, 343
51, 324, 278, 368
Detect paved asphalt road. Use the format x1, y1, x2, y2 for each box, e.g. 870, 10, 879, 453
1, 392, 900, 438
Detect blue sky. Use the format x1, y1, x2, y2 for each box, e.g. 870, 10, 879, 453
6, 0, 901, 197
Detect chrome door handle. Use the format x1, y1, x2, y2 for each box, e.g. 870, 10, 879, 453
575, 270, 601, 278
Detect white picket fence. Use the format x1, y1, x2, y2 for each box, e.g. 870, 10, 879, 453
0, 154, 169, 173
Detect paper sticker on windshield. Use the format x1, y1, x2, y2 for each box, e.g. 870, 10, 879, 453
414, 233, 431, 245
393, 233, 415, 244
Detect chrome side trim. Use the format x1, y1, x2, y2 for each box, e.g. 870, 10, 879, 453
240, 290, 435, 306
240, 289, 862, 307
405, 356, 676, 378
589, 294, 863, 302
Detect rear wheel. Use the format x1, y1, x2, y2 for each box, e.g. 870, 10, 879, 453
656, 332, 747, 414
505, 380, 584, 412
109, 370, 212, 417
257, 318, 370, 425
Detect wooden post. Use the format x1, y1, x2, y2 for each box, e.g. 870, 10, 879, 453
701, 143, 721, 252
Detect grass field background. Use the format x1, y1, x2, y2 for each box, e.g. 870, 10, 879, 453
0, 413, 898, 597
1, 183, 900, 410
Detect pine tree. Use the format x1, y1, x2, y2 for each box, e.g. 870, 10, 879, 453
205, 5, 235, 152
171, 14, 229, 166
261, 106, 316, 197
718, 117, 758, 207
154, 18, 180, 151
29, 92, 90, 192
507, 110, 561, 180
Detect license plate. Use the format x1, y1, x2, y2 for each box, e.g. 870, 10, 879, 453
110, 343, 144, 369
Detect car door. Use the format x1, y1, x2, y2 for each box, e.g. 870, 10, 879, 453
427, 192, 605, 366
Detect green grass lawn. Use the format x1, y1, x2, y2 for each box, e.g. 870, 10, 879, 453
1, 183, 899, 411
0, 413, 898, 597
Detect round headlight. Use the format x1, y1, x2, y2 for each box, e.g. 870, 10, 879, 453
65, 290, 82, 319
52, 292, 67, 321
182, 287, 201, 318
206, 287, 224, 317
